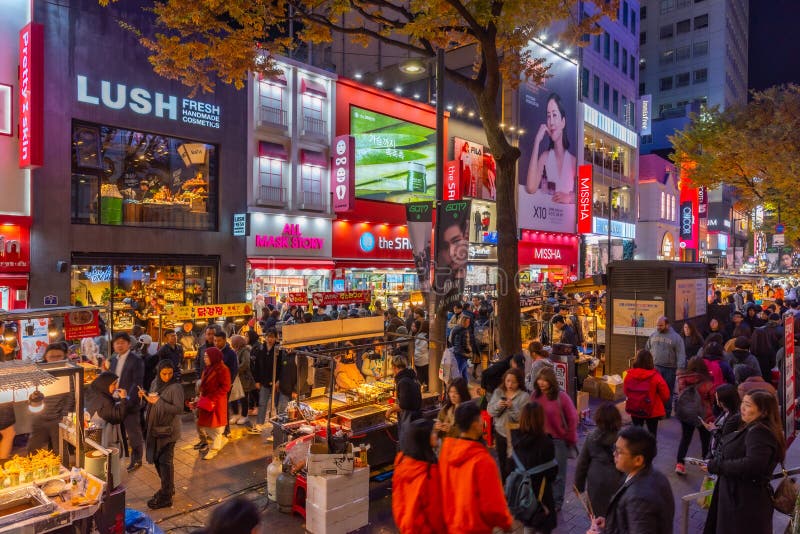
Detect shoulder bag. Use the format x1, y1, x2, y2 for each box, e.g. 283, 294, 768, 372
773, 462, 799, 516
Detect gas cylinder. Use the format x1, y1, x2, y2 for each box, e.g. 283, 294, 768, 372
275, 468, 296, 513
267, 456, 282, 501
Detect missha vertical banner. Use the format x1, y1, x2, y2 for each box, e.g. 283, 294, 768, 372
406, 201, 433, 293
434, 200, 471, 312
331, 134, 355, 212
577, 164, 593, 234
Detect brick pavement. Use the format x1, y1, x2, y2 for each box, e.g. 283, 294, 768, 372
123, 409, 797, 534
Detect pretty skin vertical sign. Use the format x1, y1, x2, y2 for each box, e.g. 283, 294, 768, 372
18, 23, 44, 168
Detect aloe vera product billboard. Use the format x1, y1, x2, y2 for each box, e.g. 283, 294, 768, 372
350, 106, 436, 203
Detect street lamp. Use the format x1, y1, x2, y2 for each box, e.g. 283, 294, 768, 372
607, 184, 629, 270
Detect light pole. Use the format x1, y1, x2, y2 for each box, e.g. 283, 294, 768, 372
607, 184, 629, 271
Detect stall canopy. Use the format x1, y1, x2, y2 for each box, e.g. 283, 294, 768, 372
0, 306, 106, 322
562, 275, 606, 295
281, 316, 384, 348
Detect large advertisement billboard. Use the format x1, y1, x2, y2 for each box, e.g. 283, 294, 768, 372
350, 106, 436, 203
518, 44, 579, 233
454, 137, 496, 200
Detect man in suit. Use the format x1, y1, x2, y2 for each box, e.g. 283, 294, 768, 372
108, 332, 145, 472
587, 425, 674, 534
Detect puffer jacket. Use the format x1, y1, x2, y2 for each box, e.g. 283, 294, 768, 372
623, 367, 671, 418
439, 437, 513, 533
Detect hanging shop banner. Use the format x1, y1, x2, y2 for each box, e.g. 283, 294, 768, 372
311, 291, 372, 307
0, 224, 31, 273
785, 315, 795, 445
194, 303, 253, 318
333, 221, 413, 261
454, 137, 496, 200
406, 201, 433, 292
332, 135, 356, 212
435, 200, 471, 311
18, 23, 44, 168
287, 292, 309, 306
517, 42, 578, 233
20, 319, 49, 361
577, 164, 593, 234
64, 309, 101, 339
675, 278, 707, 320
444, 160, 461, 201
612, 299, 665, 336
679, 201, 693, 240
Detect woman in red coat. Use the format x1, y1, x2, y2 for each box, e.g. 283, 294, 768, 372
197, 347, 231, 460
392, 419, 445, 534
623, 349, 671, 440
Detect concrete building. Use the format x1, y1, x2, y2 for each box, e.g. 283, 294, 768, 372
636, 154, 679, 261
638, 0, 748, 121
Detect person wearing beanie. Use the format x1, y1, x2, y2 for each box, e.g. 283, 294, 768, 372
730, 336, 762, 384
196, 347, 231, 460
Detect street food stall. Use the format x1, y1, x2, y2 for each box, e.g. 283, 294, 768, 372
0, 359, 115, 533
271, 317, 438, 471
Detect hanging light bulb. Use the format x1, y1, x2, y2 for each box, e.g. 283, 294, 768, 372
28, 387, 45, 413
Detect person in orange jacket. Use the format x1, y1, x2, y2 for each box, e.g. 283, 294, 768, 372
392, 418, 446, 534
439, 401, 513, 534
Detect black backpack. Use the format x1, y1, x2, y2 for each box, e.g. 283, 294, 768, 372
504, 451, 558, 523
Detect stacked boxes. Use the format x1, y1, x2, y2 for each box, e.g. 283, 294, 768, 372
305, 466, 369, 534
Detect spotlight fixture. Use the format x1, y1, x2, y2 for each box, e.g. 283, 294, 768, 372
446, 104, 453, 111
395, 87, 403, 94
552, 42, 559, 49
354, 73, 363, 79
539, 33, 547, 41
375, 80, 384, 87
468, 111, 475, 117
28, 388, 45, 413
399, 61, 426, 74
413, 93, 420, 99
456, 106, 464, 113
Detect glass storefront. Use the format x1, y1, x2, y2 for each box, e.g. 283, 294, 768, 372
338, 269, 419, 311
246, 267, 331, 303
70, 261, 216, 333
71, 122, 218, 230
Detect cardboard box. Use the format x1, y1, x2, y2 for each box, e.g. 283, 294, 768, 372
306, 443, 355, 476
305, 496, 369, 534
307, 466, 369, 510
598, 379, 626, 401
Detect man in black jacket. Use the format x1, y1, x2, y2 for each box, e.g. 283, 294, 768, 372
386, 355, 422, 444
108, 333, 145, 472
552, 315, 579, 346
250, 330, 279, 433
750, 313, 784, 382
156, 331, 183, 381
587, 426, 674, 534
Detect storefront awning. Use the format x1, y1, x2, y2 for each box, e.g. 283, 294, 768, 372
301, 149, 328, 168
259, 71, 287, 86
301, 78, 327, 98
248, 259, 334, 271
258, 141, 289, 160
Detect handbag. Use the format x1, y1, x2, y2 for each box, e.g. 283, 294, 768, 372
196, 396, 216, 412
773, 463, 799, 516
229, 376, 245, 402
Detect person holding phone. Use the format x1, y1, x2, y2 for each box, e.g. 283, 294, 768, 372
674, 357, 716, 476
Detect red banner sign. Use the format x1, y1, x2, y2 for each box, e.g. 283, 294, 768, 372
331, 135, 355, 212
287, 292, 309, 306
195, 303, 252, 318
18, 23, 44, 168
444, 160, 461, 201
311, 291, 371, 307
64, 310, 100, 339
786, 315, 795, 445
577, 164, 593, 234
0, 223, 30, 273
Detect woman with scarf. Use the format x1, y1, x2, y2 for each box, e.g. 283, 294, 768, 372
196, 347, 231, 460
392, 418, 445, 534
141, 360, 184, 509
85, 372, 128, 452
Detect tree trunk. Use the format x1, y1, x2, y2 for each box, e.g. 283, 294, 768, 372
473, 91, 521, 356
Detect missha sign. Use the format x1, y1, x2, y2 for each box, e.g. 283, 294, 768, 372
246, 215, 332, 258
76, 75, 222, 129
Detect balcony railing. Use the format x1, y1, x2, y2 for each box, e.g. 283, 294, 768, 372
584, 147, 625, 176
592, 201, 634, 223
259, 106, 287, 127
300, 190, 326, 212
302, 115, 326, 138
257, 185, 286, 207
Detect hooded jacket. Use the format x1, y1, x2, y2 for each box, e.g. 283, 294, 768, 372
730, 349, 762, 383
145, 360, 184, 462
623, 368, 671, 419
198, 347, 231, 428
439, 437, 513, 534
392, 420, 445, 534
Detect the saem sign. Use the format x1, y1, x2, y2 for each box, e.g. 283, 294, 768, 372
577, 164, 593, 234
444, 160, 461, 200
18, 24, 44, 168
76, 75, 222, 128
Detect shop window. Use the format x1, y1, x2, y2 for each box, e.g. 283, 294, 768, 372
629, 56, 636, 80
660, 49, 675, 65
593, 75, 600, 104
660, 76, 673, 91
258, 81, 287, 127
640, 31, 646, 45
70, 262, 216, 333
603, 32, 610, 60
70, 122, 217, 230
613, 89, 619, 116
257, 157, 286, 206
301, 79, 327, 138
603, 83, 610, 110
676, 45, 691, 62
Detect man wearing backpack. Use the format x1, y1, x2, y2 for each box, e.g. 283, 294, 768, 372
439, 401, 513, 534
587, 426, 674, 534
645, 317, 686, 418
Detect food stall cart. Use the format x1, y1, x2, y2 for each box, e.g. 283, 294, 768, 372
0, 360, 112, 533
271, 317, 439, 470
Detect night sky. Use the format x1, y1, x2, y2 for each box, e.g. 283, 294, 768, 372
748, 0, 800, 92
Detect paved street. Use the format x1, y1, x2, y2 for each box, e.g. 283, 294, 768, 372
122, 400, 799, 534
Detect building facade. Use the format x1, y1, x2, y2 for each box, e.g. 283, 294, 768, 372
30, 0, 247, 333
636, 154, 679, 261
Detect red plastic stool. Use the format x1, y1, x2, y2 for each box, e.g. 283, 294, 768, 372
292, 473, 307, 518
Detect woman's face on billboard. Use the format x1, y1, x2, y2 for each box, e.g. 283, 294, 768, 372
546, 98, 565, 144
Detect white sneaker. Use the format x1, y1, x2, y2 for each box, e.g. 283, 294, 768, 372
248, 425, 263, 435
203, 449, 218, 460
236, 416, 249, 425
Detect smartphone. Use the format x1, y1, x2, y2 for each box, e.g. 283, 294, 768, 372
697, 416, 705, 424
